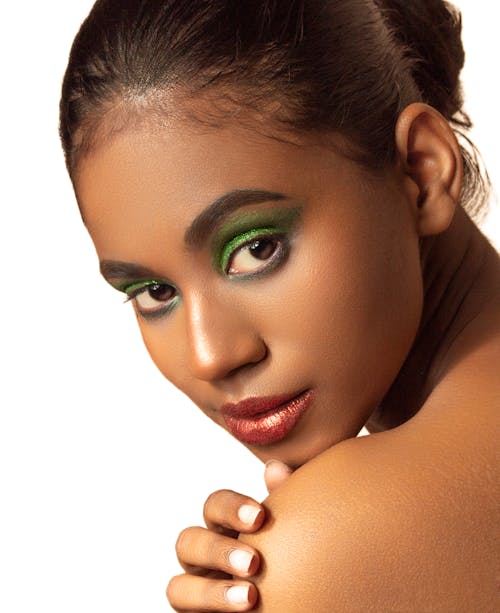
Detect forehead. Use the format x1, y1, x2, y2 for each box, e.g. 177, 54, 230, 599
75, 120, 371, 259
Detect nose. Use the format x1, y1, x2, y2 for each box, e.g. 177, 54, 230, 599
184, 291, 267, 382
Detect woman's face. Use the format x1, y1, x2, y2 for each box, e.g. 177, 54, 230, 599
76, 117, 423, 467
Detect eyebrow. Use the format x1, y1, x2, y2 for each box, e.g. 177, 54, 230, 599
184, 189, 288, 250
100, 188, 289, 285
100, 261, 163, 287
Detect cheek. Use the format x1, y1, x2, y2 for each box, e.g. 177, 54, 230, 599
135, 316, 189, 392
326, 225, 423, 395
262, 213, 423, 399
133, 313, 220, 422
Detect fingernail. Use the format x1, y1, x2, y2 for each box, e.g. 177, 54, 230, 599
238, 504, 261, 525
266, 459, 292, 472
226, 585, 249, 605
229, 548, 254, 573
265, 459, 280, 468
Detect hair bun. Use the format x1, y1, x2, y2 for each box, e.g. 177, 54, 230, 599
377, 0, 468, 125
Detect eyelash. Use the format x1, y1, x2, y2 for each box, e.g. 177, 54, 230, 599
221, 229, 290, 279
123, 281, 179, 321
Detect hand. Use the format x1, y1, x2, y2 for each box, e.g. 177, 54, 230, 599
167, 489, 263, 611
167, 460, 292, 612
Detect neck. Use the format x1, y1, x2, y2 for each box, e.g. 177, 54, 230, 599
366, 205, 500, 432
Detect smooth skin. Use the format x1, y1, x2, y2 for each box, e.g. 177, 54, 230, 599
76, 103, 500, 611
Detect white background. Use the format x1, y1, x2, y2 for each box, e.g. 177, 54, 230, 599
0, 2, 498, 611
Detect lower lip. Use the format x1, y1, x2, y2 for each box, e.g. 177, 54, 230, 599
222, 389, 314, 446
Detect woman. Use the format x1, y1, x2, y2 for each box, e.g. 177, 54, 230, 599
60, 0, 499, 610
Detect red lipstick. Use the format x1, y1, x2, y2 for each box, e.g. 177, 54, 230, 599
220, 389, 313, 446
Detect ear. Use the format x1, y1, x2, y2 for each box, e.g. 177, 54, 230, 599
395, 103, 463, 237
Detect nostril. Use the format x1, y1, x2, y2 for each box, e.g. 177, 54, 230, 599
227, 338, 268, 376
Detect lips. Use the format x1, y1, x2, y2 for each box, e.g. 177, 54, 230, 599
220, 389, 314, 446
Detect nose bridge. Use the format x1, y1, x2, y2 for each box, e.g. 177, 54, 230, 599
184, 289, 266, 382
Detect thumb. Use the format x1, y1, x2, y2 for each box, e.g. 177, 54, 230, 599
264, 460, 293, 493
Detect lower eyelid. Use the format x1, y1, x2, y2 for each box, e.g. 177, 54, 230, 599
227, 235, 290, 279
135, 296, 180, 321
229, 235, 281, 267
123, 283, 179, 320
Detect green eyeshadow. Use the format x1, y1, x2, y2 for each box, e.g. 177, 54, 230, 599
119, 279, 164, 294
212, 205, 303, 272
220, 227, 280, 273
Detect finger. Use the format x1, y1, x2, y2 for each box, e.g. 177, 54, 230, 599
264, 460, 293, 493
176, 526, 260, 578
203, 489, 265, 534
167, 574, 257, 612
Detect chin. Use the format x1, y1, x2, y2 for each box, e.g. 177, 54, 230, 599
247, 427, 357, 469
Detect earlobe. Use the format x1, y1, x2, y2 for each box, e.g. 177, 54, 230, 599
395, 103, 463, 237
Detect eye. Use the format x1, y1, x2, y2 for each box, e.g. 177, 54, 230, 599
224, 231, 287, 277
124, 281, 178, 319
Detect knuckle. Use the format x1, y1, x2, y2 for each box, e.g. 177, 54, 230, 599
220, 546, 234, 570
208, 534, 226, 564
206, 581, 234, 609
203, 489, 235, 518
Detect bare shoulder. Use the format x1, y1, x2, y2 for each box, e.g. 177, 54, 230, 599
240, 309, 500, 611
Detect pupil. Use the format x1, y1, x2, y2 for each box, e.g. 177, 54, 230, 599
149, 284, 172, 301
249, 238, 276, 260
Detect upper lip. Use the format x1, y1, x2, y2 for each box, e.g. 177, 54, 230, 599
220, 391, 306, 419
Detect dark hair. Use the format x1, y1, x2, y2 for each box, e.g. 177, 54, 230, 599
60, 0, 489, 220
